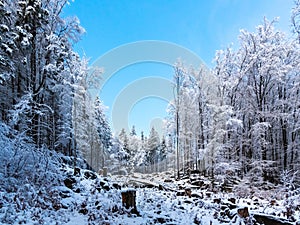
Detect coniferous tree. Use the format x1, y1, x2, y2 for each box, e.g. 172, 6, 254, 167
146, 127, 160, 166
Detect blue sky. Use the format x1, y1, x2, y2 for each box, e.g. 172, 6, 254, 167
63, 0, 294, 137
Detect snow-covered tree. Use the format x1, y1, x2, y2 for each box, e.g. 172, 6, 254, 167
0, 0, 85, 154
165, 16, 300, 181
146, 127, 160, 166
212, 17, 300, 181
118, 128, 130, 160
130, 125, 137, 136
94, 96, 112, 152
292, 0, 300, 43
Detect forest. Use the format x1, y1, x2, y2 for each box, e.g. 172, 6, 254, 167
0, 0, 300, 224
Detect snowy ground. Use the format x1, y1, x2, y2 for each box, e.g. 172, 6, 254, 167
0, 166, 299, 225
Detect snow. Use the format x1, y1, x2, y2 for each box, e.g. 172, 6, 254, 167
21, 37, 29, 46
1, 43, 12, 54
0, 24, 9, 32
0, 1, 299, 224
226, 118, 243, 128
54, 171, 300, 224
0, 147, 299, 225
65, 213, 87, 225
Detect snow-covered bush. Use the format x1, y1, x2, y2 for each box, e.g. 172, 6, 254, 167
0, 122, 65, 223
280, 170, 298, 192
0, 122, 61, 189
214, 162, 242, 192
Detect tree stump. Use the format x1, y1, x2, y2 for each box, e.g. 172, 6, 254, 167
237, 207, 250, 218
121, 189, 138, 214
185, 188, 192, 198
103, 167, 108, 177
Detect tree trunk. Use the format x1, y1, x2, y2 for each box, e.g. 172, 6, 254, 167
281, 118, 288, 170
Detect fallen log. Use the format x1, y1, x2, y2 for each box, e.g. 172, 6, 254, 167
128, 178, 175, 192
253, 213, 294, 225
128, 178, 158, 188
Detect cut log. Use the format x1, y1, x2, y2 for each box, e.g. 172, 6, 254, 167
176, 190, 186, 196
253, 213, 294, 225
228, 197, 236, 204
191, 180, 204, 187
64, 177, 76, 190
74, 167, 81, 176
121, 189, 138, 214
205, 192, 212, 198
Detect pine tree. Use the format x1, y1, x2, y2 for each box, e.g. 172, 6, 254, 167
146, 127, 160, 166
130, 125, 137, 136
94, 97, 112, 151
118, 128, 130, 160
